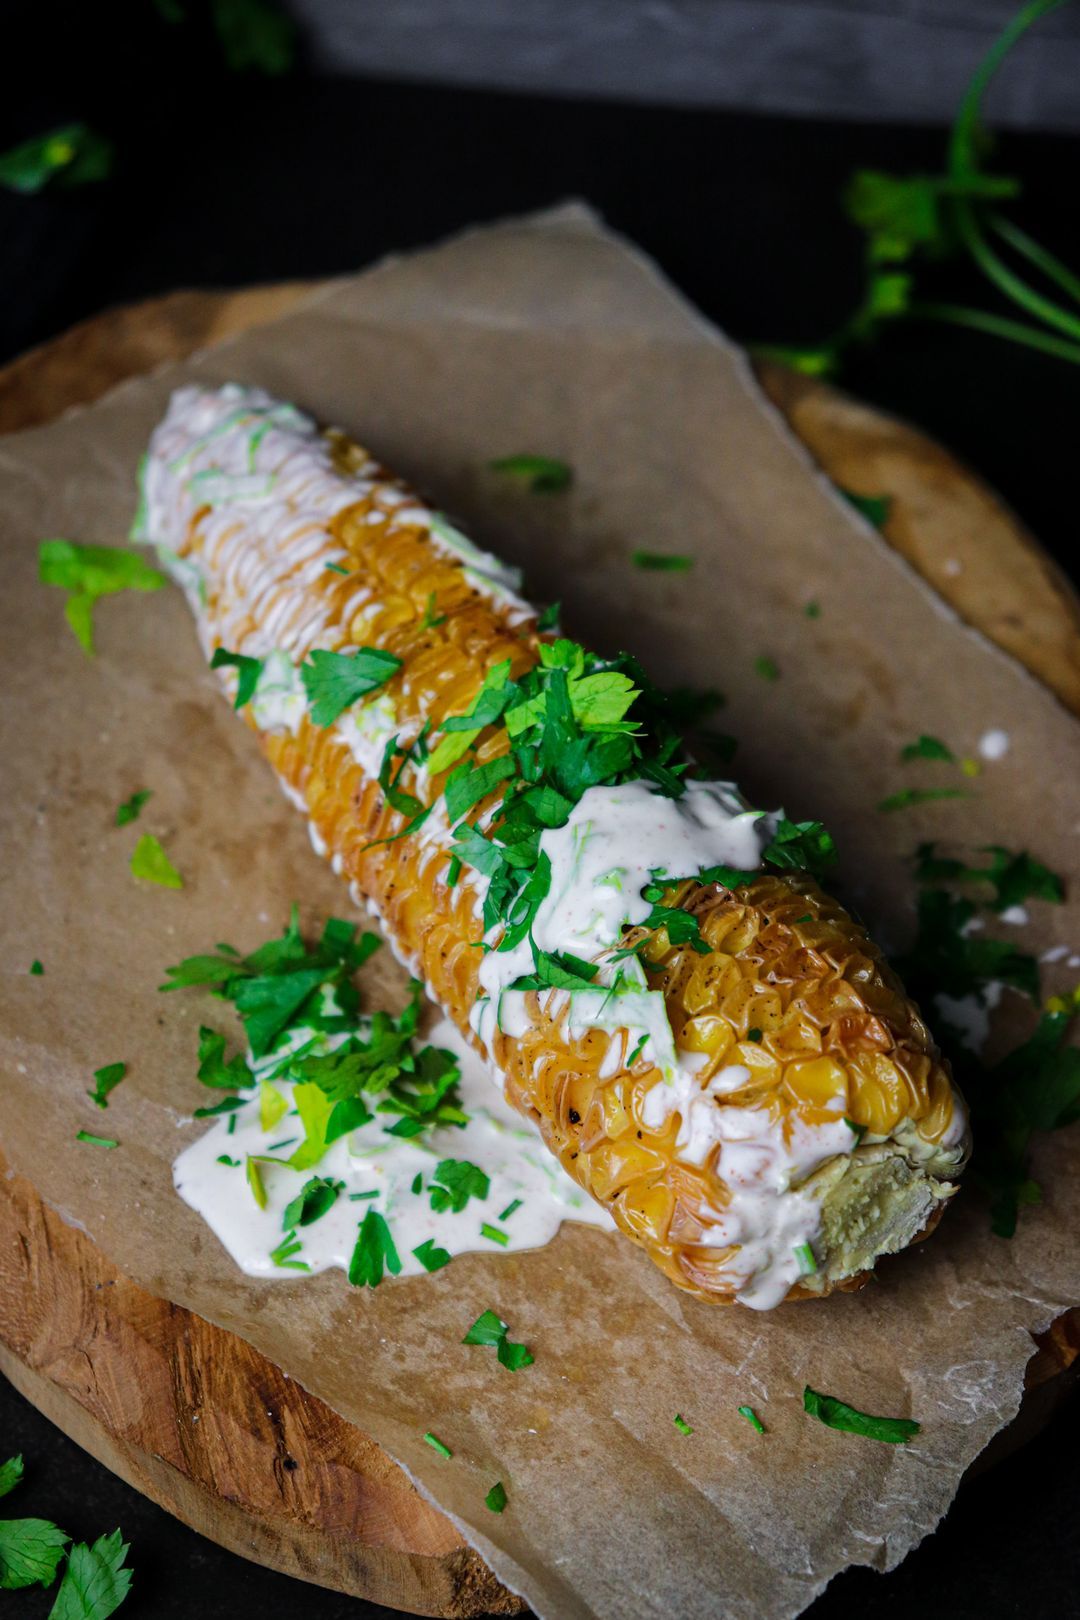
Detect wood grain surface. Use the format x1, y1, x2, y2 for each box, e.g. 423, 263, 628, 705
1, 280, 1076, 1615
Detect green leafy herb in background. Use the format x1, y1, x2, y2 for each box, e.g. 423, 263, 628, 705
803, 1387, 919, 1445
0, 1455, 132, 1613
760, 0, 1080, 373
0, 124, 113, 194
115, 790, 152, 827
153, 0, 296, 74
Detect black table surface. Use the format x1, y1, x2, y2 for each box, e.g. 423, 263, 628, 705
2, 13, 1078, 1617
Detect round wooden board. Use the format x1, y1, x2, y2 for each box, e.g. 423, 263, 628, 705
1, 282, 1078, 1616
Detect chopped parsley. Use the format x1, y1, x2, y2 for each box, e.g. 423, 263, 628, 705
631, 551, 693, 572
737, 1405, 765, 1434
130, 834, 183, 889
804, 599, 822, 619
877, 787, 967, 813
38, 539, 163, 655
115, 790, 152, 827
754, 655, 780, 682
87, 1062, 126, 1110
197, 1026, 252, 1091
420, 591, 446, 629
537, 600, 561, 632
76, 1131, 117, 1149
429, 1159, 490, 1214
0, 123, 112, 194
900, 734, 954, 762
839, 489, 892, 529
348, 1208, 401, 1288
282, 1176, 341, 1230
29, 960, 43, 976
300, 647, 402, 726
913, 842, 1063, 913
210, 647, 263, 707
894, 888, 1039, 1004
803, 1387, 919, 1445
412, 1239, 452, 1272
673, 1414, 693, 1436
489, 454, 573, 493
463, 1310, 534, 1370
216, 1155, 240, 1167
423, 1433, 452, 1460
485, 1481, 508, 1514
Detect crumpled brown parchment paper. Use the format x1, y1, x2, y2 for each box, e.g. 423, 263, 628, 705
1, 206, 1077, 1620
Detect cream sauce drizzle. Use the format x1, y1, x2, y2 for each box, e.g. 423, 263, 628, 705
174, 1018, 613, 1280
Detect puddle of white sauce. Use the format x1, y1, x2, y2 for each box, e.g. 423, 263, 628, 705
978, 728, 1010, 761
173, 1017, 614, 1280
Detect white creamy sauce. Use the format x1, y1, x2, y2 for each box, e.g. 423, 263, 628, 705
934, 982, 1003, 1054
999, 904, 1029, 927
978, 728, 1011, 761
174, 1017, 614, 1280
147, 384, 892, 1309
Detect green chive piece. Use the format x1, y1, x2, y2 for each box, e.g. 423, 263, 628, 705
738, 1405, 765, 1434
423, 1432, 453, 1460
673, 1414, 693, 1436
480, 1222, 510, 1247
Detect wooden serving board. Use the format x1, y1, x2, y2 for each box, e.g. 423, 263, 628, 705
1, 281, 1078, 1616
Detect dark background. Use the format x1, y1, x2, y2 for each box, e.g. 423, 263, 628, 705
2, 3, 1078, 1616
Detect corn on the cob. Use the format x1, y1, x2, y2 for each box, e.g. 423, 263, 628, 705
137, 384, 969, 1309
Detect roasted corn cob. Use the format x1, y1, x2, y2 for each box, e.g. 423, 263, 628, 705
137, 384, 969, 1309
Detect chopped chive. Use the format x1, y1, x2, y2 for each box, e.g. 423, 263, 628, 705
673, 1414, 693, 1436
349, 1189, 379, 1201
480, 1222, 510, 1247
227, 1113, 237, 1134
844, 1117, 867, 1143
793, 913, 813, 924
498, 1198, 523, 1222
76, 1130, 118, 1148
423, 1431, 453, 1460
324, 562, 349, 576
267, 1137, 299, 1151
738, 1405, 765, 1434
29, 959, 44, 975
794, 1242, 818, 1276
485, 1481, 508, 1513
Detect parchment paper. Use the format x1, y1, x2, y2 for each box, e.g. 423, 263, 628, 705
1, 206, 1078, 1620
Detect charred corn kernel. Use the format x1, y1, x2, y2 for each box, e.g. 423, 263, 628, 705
140, 384, 970, 1310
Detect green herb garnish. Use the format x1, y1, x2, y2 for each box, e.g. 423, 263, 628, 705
0, 124, 112, 194
29, 960, 43, 976
39, 539, 163, 655
498, 1198, 523, 1221
737, 1405, 765, 1434
87, 1062, 126, 1110
900, 734, 954, 763
348, 1208, 401, 1288
429, 1159, 490, 1214
412, 1239, 452, 1272
210, 647, 263, 707
269, 1229, 309, 1271
877, 787, 967, 813
130, 834, 183, 889
463, 1310, 534, 1370
754, 655, 780, 682
423, 1432, 452, 1460
913, 841, 1064, 912
282, 1176, 341, 1230
490, 454, 572, 493
115, 790, 152, 827
301, 647, 402, 726
673, 1414, 693, 1436
485, 1481, 508, 1513
480, 1223, 510, 1247
840, 489, 892, 529
803, 1386, 919, 1445
76, 1131, 117, 1149
631, 551, 692, 572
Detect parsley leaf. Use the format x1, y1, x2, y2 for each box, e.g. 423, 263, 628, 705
840, 489, 892, 529
900, 734, 954, 762
631, 551, 692, 572
130, 835, 183, 889
0, 1457, 23, 1500
485, 1481, 508, 1513
916, 842, 1065, 913
210, 647, 263, 707
444, 755, 517, 825
0, 124, 112, 194
763, 817, 837, 876
210, 0, 296, 74
114, 790, 151, 827
282, 1176, 341, 1230
754, 655, 780, 682
429, 1160, 490, 1214
48, 1528, 133, 1619
301, 647, 402, 726
39, 540, 164, 655
0, 1515, 69, 1590
878, 787, 967, 813
894, 888, 1039, 1003
30, 960, 44, 975
803, 1386, 918, 1444
196, 1027, 252, 1090
463, 1310, 534, 1371
348, 1209, 402, 1288
490, 454, 572, 493
413, 1238, 452, 1272
87, 1063, 126, 1110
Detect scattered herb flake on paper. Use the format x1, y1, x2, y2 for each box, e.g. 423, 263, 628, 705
490, 454, 573, 493
803, 1386, 919, 1444
115, 790, 152, 827
130, 834, 183, 889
